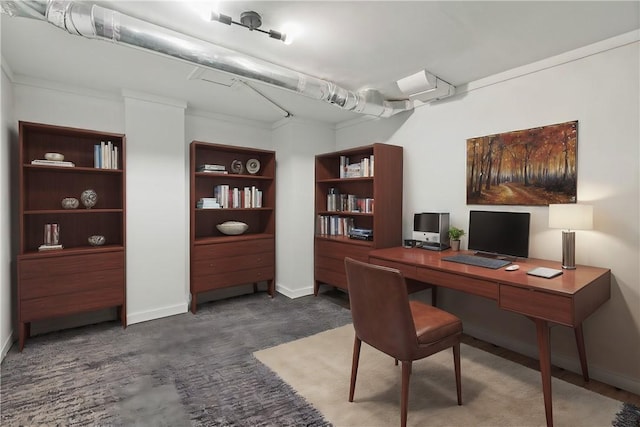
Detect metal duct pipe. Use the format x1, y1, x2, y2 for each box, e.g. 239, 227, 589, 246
2, 0, 414, 118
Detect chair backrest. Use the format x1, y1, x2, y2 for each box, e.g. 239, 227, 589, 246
344, 257, 418, 360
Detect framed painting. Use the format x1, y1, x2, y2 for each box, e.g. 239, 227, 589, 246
466, 120, 577, 205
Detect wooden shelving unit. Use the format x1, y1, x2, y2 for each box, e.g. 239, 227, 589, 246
189, 141, 276, 313
17, 121, 126, 351
314, 143, 403, 294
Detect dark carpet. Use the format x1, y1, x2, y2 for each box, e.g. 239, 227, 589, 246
613, 403, 640, 427
0, 292, 353, 426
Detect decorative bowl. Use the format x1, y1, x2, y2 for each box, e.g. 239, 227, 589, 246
44, 152, 64, 161
61, 197, 79, 209
216, 221, 249, 235
88, 235, 105, 246
81, 189, 97, 209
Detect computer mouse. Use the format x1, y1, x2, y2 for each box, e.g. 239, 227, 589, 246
506, 265, 520, 271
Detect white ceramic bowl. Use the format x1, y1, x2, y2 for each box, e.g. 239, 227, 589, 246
216, 221, 248, 235
44, 152, 64, 161
88, 235, 106, 246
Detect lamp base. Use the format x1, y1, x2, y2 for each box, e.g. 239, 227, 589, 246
561, 230, 576, 269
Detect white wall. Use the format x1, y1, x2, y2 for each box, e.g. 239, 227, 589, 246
0, 61, 16, 359
272, 118, 335, 297
336, 36, 640, 394
123, 91, 188, 324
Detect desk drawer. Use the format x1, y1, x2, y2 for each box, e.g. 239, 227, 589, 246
416, 267, 498, 300
499, 285, 573, 325
369, 258, 417, 280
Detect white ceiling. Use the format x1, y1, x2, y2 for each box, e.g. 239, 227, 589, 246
2, 1, 639, 124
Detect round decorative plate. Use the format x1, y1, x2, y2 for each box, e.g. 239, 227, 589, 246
246, 158, 260, 174
230, 159, 244, 174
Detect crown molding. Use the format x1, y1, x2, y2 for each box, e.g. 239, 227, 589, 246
121, 89, 187, 109
186, 107, 273, 130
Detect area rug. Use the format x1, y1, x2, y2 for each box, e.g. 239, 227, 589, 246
255, 324, 624, 427
0, 293, 353, 426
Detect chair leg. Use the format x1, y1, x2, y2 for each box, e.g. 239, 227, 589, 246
453, 343, 462, 405
401, 361, 412, 427
349, 336, 362, 402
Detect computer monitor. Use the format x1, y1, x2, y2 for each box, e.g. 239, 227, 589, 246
412, 212, 450, 246
468, 210, 530, 259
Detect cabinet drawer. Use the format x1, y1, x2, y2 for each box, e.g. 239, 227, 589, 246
499, 285, 573, 325
194, 239, 273, 260
416, 267, 498, 300
21, 287, 124, 322
369, 258, 417, 280
193, 266, 274, 292
19, 252, 124, 299
193, 252, 273, 277
315, 267, 348, 290
315, 239, 370, 260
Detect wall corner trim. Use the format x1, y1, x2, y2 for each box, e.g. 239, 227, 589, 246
1, 56, 15, 82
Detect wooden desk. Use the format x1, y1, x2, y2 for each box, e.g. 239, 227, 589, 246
368, 247, 611, 427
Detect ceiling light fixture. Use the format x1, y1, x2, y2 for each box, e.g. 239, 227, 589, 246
211, 10, 287, 43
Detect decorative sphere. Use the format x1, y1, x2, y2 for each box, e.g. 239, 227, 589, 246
80, 189, 97, 209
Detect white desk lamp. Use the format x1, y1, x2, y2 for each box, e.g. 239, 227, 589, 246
548, 204, 593, 269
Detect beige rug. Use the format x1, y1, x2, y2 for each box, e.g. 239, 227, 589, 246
255, 324, 622, 427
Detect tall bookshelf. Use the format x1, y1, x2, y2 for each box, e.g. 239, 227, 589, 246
190, 141, 276, 313
17, 121, 126, 351
314, 143, 403, 294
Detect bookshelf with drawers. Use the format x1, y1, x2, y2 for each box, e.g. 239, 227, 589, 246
17, 121, 126, 351
190, 141, 276, 313
314, 143, 403, 294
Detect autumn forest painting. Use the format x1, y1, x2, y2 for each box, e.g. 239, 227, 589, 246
466, 121, 577, 206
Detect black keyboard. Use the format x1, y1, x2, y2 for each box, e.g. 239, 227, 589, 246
442, 254, 511, 269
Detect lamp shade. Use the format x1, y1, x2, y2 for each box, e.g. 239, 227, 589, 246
548, 204, 593, 230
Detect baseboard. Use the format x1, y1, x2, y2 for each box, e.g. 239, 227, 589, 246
275, 282, 314, 299
464, 323, 640, 396
1, 329, 14, 360
126, 302, 188, 325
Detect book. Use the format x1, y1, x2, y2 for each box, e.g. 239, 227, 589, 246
94, 144, 101, 168
198, 164, 226, 171
31, 159, 75, 167
199, 170, 228, 174
527, 267, 563, 279
38, 244, 63, 251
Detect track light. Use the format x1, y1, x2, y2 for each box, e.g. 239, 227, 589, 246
211, 10, 288, 43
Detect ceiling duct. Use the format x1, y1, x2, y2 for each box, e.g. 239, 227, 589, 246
1, 0, 429, 118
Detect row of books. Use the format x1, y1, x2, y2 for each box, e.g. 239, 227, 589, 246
327, 193, 374, 213
316, 215, 355, 237
339, 155, 374, 178
197, 164, 228, 174
213, 185, 263, 209
94, 141, 119, 169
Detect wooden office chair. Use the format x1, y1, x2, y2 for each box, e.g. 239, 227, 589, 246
344, 257, 463, 427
